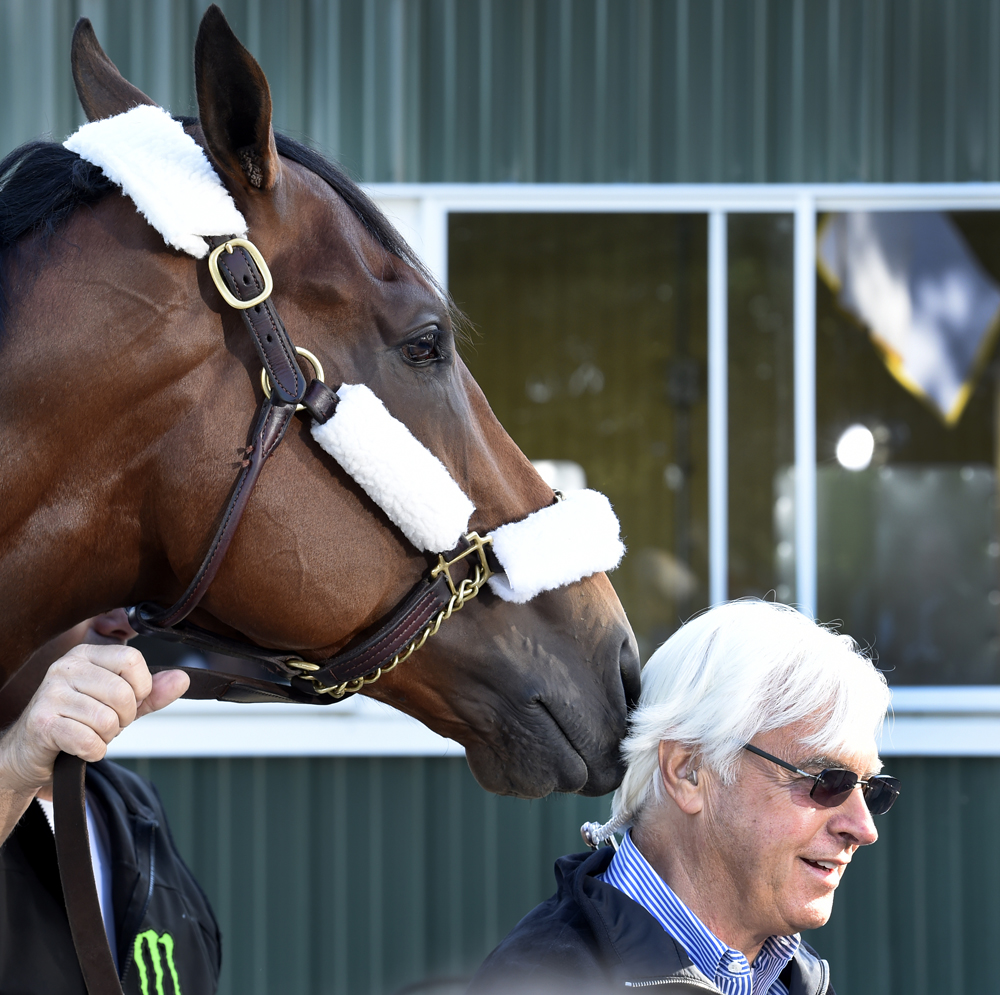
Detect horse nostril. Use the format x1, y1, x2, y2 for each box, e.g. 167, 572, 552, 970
619, 635, 641, 711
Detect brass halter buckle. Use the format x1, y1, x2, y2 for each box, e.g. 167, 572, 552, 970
207, 238, 274, 310
431, 532, 494, 597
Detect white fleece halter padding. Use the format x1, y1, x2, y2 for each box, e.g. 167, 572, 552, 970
487, 489, 625, 603
311, 384, 475, 552
64, 105, 247, 258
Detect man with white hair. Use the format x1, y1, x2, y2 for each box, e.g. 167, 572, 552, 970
469, 600, 897, 995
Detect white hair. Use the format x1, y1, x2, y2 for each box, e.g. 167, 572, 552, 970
594, 600, 890, 843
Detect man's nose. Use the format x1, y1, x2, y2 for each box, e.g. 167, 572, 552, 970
833, 784, 878, 846
90, 608, 138, 642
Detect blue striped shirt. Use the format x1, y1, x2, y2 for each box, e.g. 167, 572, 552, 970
598, 831, 800, 994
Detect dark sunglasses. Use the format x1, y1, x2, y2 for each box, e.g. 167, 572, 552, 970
743, 744, 900, 816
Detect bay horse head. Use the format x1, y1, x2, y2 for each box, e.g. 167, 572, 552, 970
0, 6, 640, 798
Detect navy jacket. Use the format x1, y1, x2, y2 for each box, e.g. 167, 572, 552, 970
0, 760, 221, 995
469, 848, 834, 995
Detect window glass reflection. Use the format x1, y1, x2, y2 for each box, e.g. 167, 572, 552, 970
450, 214, 709, 661
727, 215, 795, 602
815, 211, 1000, 684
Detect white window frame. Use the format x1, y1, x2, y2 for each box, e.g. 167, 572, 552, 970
113, 183, 1000, 759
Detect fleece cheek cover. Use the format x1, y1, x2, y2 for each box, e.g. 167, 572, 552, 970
487, 489, 625, 603
64, 104, 247, 258
311, 384, 475, 552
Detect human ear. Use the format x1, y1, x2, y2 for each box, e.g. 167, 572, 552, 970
658, 740, 704, 815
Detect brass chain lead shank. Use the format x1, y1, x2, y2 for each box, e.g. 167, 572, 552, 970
287, 532, 494, 699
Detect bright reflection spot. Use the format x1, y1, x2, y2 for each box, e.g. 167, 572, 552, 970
836, 424, 875, 471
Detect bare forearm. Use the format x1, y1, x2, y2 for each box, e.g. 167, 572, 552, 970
0, 723, 45, 846
0, 786, 36, 847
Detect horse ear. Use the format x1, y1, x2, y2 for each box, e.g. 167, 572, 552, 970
71, 19, 157, 121
194, 5, 279, 193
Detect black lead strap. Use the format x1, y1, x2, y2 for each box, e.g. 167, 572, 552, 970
53, 753, 124, 995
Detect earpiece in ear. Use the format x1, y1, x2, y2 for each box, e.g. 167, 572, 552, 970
686, 768, 699, 786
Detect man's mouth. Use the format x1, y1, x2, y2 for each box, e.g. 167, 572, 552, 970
804, 859, 838, 870
801, 857, 845, 877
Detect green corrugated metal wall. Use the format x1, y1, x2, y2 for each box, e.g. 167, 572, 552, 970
5, 0, 1000, 182
115, 756, 999, 995
116, 757, 610, 995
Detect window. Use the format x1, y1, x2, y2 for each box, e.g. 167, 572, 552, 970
374, 186, 1000, 753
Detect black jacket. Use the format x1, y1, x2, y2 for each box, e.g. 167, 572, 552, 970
0, 760, 221, 995
469, 848, 834, 995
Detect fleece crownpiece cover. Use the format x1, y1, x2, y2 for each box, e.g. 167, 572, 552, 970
488, 489, 625, 603
311, 384, 475, 552
64, 105, 247, 258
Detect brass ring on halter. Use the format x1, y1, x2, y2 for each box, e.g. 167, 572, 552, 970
261, 347, 325, 411
285, 659, 320, 673
208, 238, 274, 309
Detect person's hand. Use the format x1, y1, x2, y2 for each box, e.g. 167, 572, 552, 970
0, 642, 189, 798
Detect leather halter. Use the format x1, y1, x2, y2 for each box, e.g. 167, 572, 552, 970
126, 235, 501, 704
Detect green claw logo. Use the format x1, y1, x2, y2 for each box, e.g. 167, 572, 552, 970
134, 930, 182, 995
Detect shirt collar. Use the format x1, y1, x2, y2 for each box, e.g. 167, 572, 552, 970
598, 831, 801, 991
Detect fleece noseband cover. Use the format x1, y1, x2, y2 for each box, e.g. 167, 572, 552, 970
486, 489, 625, 603
311, 385, 625, 600
66, 110, 625, 601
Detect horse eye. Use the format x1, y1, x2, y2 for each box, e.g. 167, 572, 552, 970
402, 332, 440, 365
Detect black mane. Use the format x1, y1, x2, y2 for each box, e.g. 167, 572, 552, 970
0, 142, 113, 328
0, 124, 436, 335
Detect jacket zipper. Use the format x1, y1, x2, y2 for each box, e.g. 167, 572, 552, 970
117, 821, 157, 981
625, 980, 722, 991
815, 958, 830, 995
627, 950, 830, 995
